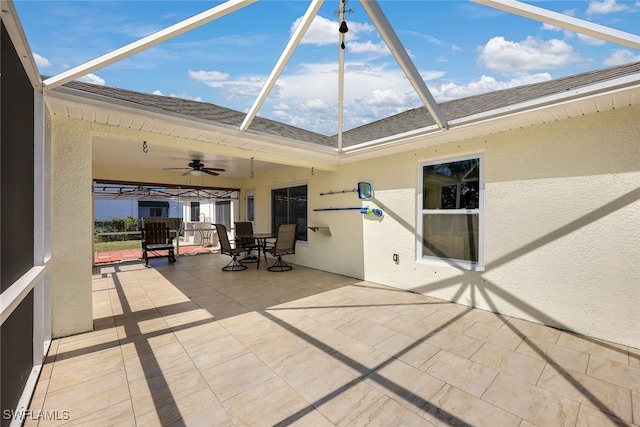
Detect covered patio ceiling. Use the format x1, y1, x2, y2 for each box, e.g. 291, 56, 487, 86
91, 134, 291, 181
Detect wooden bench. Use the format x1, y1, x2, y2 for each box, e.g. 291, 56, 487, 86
141, 222, 176, 266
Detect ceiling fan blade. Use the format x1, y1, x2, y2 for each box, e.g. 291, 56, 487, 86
164, 160, 224, 176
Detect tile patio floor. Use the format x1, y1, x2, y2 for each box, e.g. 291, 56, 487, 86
28, 253, 639, 426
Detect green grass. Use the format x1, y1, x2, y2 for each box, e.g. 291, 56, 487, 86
94, 240, 141, 252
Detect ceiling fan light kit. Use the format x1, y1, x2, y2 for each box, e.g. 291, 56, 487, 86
163, 159, 225, 177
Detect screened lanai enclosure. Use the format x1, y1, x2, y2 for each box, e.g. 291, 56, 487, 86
1, 0, 639, 425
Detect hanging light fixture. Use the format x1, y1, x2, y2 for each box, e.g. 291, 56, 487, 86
336, 0, 353, 49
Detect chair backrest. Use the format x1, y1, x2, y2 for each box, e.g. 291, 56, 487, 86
234, 221, 254, 237
142, 222, 171, 245
141, 216, 184, 237
273, 223, 297, 255
214, 224, 232, 254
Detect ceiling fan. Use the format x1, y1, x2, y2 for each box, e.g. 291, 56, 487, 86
163, 159, 225, 176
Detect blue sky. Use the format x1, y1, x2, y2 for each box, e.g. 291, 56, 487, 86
15, 0, 640, 135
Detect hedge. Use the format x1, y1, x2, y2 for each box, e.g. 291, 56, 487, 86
95, 216, 140, 242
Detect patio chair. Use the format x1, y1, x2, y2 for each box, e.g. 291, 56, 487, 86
265, 223, 297, 272
214, 223, 247, 271
141, 222, 176, 267
234, 221, 258, 263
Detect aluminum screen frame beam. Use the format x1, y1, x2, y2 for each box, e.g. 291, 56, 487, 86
43, 0, 257, 90
473, 0, 640, 50
359, 0, 448, 130
240, 0, 325, 132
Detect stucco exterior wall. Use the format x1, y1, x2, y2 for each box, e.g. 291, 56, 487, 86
239, 106, 639, 347
240, 166, 366, 279
51, 117, 94, 337
352, 105, 640, 348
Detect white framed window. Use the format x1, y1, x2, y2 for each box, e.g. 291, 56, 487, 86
418, 154, 484, 271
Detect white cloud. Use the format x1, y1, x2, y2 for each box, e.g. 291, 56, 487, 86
299, 98, 330, 111
174, 93, 204, 102
421, 70, 448, 81
188, 70, 229, 83
294, 15, 374, 46
603, 49, 640, 66
541, 23, 563, 33
180, 94, 203, 102
542, 21, 606, 45
266, 68, 553, 134
359, 87, 414, 107
576, 33, 606, 45
189, 69, 263, 100
217, 60, 422, 134
33, 53, 51, 68
77, 73, 105, 85
478, 36, 585, 73
221, 80, 266, 100
348, 40, 389, 56
276, 61, 417, 107
586, 0, 628, 15
293, 15, 336, 46
190, 57, 554, 135
430, 73, 552, 102
190, 69, 266, 100
152, 89, 204, 102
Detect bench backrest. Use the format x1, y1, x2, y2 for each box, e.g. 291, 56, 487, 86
141, 217, 183, 239
142, 222, 172, 245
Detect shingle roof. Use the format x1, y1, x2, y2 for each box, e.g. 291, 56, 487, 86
61, 80, 336, 147
340, 61, 640, 146
60, 61, 640, 149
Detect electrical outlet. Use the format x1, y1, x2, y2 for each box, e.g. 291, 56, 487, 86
393, 254, 399, 264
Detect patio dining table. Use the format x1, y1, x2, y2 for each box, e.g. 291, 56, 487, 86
237, 232, 277, 269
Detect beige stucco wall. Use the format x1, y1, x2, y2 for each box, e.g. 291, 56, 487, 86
239, 166, 366, 279
232, 105, 639, 347
51, 117, 94, 337
349, 105, 639, 348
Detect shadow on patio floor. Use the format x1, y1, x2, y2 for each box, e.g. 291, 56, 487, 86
28, 253, 640, 426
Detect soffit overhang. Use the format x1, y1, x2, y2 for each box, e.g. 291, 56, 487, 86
45, 74, 640, 167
